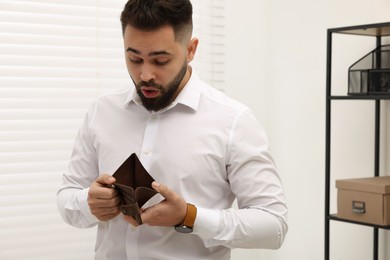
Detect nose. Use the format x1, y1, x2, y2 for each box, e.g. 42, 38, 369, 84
139, 63, 155, 82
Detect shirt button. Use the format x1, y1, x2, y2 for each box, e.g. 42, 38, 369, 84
143, 148, 151, 155
151, 114, 158, 120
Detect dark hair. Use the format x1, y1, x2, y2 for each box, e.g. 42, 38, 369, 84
120, 0, 193, 42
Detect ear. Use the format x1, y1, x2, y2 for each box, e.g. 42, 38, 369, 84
186, 38, 199, 63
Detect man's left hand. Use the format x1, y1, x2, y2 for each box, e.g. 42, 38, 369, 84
123, 181, 187, 227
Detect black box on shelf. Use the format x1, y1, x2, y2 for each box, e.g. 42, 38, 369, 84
348, 45, 390, 95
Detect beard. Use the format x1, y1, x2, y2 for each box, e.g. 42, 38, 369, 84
134, 60, 188, 111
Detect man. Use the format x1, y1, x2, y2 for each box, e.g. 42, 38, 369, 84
57, 0, 288, 259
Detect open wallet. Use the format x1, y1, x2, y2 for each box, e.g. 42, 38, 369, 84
112, 153, 158, 225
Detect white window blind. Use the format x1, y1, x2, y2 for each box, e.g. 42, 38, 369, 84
192, 0, 226, 90
0, 0, 226, 259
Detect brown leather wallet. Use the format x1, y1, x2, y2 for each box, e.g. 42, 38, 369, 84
112, 153, 157, 225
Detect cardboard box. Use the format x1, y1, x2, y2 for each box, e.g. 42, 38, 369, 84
336, 176, 390, 226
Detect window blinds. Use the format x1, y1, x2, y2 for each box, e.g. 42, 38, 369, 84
192, 0, 226, 89
0, 0, 226, 259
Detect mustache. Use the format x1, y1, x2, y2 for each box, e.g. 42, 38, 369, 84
137, 80, 161, 89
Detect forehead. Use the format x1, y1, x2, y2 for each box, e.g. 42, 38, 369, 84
123, 25, 179, 54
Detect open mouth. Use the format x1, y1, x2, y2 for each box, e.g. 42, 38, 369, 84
141, 87, 160, 98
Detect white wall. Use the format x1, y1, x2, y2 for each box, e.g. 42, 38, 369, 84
225, 1, 390, 260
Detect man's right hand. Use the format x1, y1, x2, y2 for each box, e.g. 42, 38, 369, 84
88, 174, 120, 221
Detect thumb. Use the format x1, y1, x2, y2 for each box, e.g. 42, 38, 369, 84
151, 181, 174, 200
96, 174, 116, 186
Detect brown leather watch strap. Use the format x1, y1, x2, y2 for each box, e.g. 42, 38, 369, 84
182, 203, 197, 228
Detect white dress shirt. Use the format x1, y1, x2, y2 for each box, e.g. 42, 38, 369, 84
57, 70, 288, 260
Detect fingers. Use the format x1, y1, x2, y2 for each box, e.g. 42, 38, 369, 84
88, 191, 120, 207
122, 182, 187, 228
90, 183, 118, 200
91, 205, 121, 222
88, 194, 120, 221
123, 215, 141, 227
88, 174, 120, 221
95, 174, 116, 186
137, 182, 187, 227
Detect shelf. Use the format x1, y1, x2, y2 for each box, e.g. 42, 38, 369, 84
329, 95, 390, 100
329, 22, 390, 36
325, 21, 390, 260
328, 214, 390, 230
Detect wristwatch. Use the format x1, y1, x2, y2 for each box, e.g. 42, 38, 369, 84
174, 203, 197, 233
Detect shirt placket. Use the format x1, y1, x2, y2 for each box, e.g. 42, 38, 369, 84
139, 112, 160, 171
126, 112, 160, 258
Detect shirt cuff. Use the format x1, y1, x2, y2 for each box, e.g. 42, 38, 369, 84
77, 187, 99, 224
193, 207, 221, 240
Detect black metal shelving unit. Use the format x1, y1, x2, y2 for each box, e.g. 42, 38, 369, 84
325, 22, 390, 260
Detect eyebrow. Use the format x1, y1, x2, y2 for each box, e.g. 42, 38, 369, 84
126, 47, 172, 57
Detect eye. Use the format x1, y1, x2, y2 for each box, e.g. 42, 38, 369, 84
129, 57, 142, 64
154, 59, 169, 66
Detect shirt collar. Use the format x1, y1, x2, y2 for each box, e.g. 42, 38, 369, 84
124, 67, 202, 112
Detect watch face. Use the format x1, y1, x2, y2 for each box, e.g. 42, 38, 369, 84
174, 225, 193, 234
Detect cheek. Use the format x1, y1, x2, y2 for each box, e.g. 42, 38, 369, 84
125, 62, 139, 79
163, 63, 182, 79
158, 69, 177, 86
